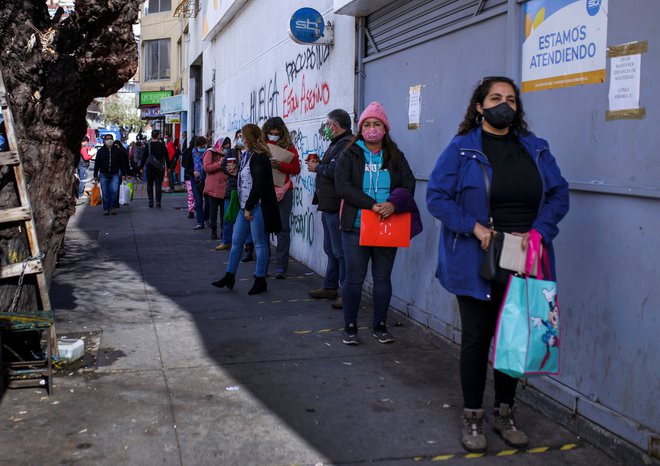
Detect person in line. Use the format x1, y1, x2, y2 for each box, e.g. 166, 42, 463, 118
306, 109, 353, 310
181, 135, 196, 218
335, 102, 416, 345
93, 133, 130, 215
262, 117, 301, 279
78, 136, 93, 198
234, 129, 256, 262
211, 124, 282, 295
165, 133, 180, 190
426, 76, 569, 453
203, 138, 228, 240
216, 138, 239, 251
139, 129, 168, 208
190, 136, 208, 229
113, 139, 131, 209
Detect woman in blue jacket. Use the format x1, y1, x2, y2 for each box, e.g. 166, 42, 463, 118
426, 77, 569, 453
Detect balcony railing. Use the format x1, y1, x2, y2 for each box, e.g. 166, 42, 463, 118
173, 0, 200, 18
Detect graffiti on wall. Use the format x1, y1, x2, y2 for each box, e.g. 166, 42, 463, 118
283, 75, 331, 118
285, 45, 331, 84
250, 72, 280, 125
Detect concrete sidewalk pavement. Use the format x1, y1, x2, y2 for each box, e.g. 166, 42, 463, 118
0, 195, 623, 465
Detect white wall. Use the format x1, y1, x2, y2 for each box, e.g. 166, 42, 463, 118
201, 0, 356, 274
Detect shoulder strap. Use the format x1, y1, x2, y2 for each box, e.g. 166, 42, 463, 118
478, 162, 493, 227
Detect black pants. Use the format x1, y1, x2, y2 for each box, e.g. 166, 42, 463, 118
146, 166, 164, 205
208, 196, 224, 231
457, 281, 518, 410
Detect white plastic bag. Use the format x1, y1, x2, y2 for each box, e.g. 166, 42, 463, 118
119, 182, 131, 205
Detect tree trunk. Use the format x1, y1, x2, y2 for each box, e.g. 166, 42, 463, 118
0, 1, 141, 311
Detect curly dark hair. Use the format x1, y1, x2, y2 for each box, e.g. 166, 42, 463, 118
457, 76, 529, 136
261, 116, 293, 149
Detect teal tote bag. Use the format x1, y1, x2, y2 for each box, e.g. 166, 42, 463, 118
493, 235, 560, 378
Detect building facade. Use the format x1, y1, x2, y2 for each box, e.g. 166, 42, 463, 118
182, 0, 659, 462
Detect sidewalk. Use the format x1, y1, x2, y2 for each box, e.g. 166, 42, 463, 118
0, 195, 623, 465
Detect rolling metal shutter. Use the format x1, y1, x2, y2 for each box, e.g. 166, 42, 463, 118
365, 0, 508, 57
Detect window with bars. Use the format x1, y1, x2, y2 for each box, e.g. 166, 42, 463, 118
144, 39, 171, 81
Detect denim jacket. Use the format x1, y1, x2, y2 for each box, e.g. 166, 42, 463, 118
426, 127, 569, 300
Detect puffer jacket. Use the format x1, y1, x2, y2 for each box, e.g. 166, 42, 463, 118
426, 126, 570, 301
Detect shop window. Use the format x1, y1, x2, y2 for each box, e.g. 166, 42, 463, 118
146, 0, 171, 14
144, 39, 171, 81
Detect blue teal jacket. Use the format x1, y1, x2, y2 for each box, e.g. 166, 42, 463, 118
426, 127, 569, 300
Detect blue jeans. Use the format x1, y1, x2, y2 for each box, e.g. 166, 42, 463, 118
99, 173, 120, 212
322, 211, 345, 289
191, 179, 205, 225
341, 229, 397, 329
78, 165, 87, 198
227, 204, 268, 277
222, 197, 234, 245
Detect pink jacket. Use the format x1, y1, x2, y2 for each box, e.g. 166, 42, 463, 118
203, 142, 227, 198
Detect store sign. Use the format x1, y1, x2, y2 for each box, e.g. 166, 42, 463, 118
165, 113, 181, 124
289, 8, 324, 44
139, 90, 173, 106
521, 0, 608, 93
140, 106, 163, 119
160, 94, 187, 114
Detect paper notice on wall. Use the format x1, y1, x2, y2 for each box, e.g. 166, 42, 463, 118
408, 85, 421, 130
608, 54, 641, 111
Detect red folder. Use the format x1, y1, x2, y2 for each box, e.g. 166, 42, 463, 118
359, 210, 411, 248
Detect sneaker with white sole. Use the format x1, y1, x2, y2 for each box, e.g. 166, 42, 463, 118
342, 323, 359, 345
372, 322, 394, 343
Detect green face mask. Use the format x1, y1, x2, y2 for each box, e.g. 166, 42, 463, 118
324, 124, 334, 141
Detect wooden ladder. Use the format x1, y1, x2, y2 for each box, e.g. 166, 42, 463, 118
0, 68, 56, 393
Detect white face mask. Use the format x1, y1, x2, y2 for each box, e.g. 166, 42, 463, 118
105, 140, 114, 147
163, 138, 169, 143
267, 134, 280, 142
235, 137, 244, 148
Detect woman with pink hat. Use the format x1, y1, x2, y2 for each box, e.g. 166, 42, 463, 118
335, 102, 417, 345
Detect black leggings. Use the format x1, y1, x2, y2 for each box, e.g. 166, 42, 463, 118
457, 282, 518, 410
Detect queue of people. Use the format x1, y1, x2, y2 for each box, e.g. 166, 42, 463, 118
82, 76, 569, 454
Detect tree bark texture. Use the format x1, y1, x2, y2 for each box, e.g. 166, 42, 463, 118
0, 1, 141, 311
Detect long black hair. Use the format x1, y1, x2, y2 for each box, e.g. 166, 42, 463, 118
457, 76, 529, 136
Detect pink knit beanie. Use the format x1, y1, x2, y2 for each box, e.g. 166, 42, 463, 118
358, 101, 390, 132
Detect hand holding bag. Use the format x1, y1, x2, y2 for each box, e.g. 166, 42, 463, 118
492, 237, 561, 378
359, 210, 411, 248
119, 182, 130, 205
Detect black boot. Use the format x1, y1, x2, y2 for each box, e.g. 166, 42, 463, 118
211, 272, 235, 289
248, 276, 267, 295
241, 243, 255, 262
211, 227, 218, 240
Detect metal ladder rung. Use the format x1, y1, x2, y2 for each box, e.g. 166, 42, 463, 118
0, 150, 20, 165
0, 260, 43, 279
0, 206, 32, 223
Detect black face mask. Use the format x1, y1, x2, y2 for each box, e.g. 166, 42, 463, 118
482, 102, 516, 129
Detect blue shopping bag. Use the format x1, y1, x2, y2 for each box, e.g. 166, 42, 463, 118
493, 233, 560, 378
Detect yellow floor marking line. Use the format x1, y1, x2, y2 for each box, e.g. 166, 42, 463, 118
496, 449, 518, 456
464, 453, 486, 458
431, 454, 455, 461
527, 446, 550, 453
292, 325, 371, 335
420, 443, 580, 462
